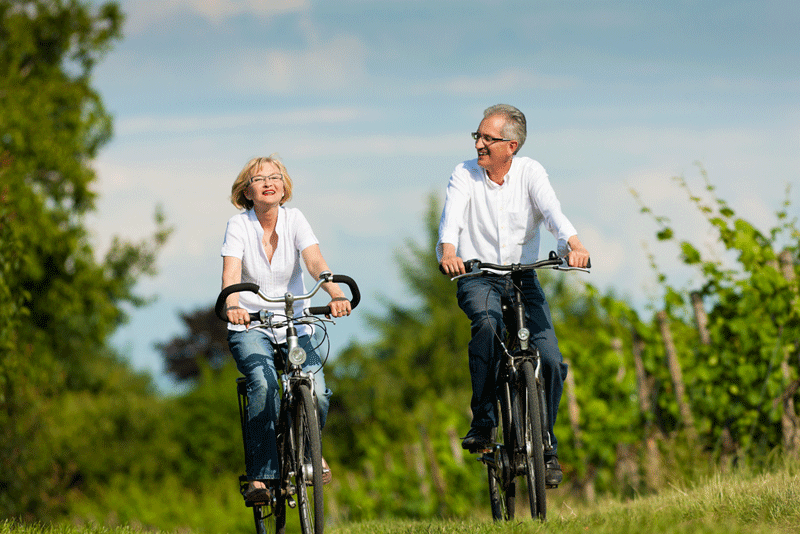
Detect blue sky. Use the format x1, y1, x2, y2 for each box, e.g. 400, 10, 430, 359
86, 0, 800, 391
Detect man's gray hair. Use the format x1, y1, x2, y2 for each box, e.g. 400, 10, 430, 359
484, 104, 526, 154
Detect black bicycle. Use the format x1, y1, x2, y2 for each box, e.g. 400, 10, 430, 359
215, 272, 360, 534
449, 251, 589, 521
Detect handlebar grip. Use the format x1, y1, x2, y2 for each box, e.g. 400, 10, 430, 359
308, 274, 361, 316
215, 282, 260, 322
552, 249, 591, 269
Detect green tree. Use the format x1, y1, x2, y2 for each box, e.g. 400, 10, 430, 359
157, 307, 230, 382
0, 0, 170, 519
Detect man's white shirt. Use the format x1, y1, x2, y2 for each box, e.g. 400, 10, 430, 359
437, 156, 576, 264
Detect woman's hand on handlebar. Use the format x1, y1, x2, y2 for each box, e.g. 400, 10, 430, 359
226, 305, 251, 326
328, 297, 351, 318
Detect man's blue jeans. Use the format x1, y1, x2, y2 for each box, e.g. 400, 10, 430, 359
228, 329, 332, 480
456, 271, 568, 456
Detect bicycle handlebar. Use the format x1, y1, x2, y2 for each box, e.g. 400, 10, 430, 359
447, 250, 591, 280
214, 273, 361, 323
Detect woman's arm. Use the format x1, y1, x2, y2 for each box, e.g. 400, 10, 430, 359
301, 244, 351, 317
222, 255, 251, 325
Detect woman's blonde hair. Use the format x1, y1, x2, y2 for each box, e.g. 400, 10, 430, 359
230, 154, 294, 210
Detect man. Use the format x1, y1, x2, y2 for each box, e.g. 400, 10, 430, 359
437, 104, 590, 486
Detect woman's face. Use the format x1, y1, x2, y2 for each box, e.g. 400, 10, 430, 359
246, 162, 285, 208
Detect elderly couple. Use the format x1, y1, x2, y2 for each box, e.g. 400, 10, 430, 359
220, 104, 591, 501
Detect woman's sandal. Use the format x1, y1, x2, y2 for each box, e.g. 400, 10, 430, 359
244, 482, 272, 503
305, 457, 332, 486
322, 457, 332, 485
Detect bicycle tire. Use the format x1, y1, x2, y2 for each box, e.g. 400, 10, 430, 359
273, 479, 287, 534
488, 394, 517, 520
487, 426, 515, 520
518, 360, 546, 520
252, 504, 269, 534
293, 383, 324, 534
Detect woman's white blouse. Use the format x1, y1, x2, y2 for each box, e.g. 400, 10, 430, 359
221, 207, 319, 343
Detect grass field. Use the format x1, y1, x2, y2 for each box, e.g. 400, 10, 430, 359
3, 462, 799, 534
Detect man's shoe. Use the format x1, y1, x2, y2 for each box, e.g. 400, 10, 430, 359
461, 427, 493, 452
545, 456, 563, 486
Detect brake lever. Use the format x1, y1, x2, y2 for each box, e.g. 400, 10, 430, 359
450, 270, 484, 281
554, 264, 591, 273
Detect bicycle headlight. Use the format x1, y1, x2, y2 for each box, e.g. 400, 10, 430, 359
518, 328, 530, 342
288, 346, 307, 366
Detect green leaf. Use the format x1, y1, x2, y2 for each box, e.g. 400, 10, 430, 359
680, 241, 702, 264
657, 227, 674, 241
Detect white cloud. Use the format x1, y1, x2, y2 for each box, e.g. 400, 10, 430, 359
408, 68, 576, 97
228, 35, 369, 95
121, 0, 309, 33
186, 0, 309, 21
114, 107, 373, 136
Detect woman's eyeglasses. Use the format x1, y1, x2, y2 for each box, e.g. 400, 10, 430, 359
250, 173, 283, 185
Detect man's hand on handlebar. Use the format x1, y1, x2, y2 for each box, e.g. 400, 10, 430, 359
439, 243, 466, 276
566, 246, 590, 268
440, 253, 466, 277
566, 235, 591, 268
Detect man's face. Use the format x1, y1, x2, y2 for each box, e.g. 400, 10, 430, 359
475, 114, 516, 171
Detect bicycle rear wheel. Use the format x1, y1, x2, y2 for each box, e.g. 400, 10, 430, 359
293, 383, 324, 534
487, 397, 516, 520
518, 360, 546, 520
252, 503, 269, 534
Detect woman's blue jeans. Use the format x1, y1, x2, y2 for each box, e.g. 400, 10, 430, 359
456, 271, 568, 456
228, 329, 332, 480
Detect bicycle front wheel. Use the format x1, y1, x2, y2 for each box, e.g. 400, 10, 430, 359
293, 383, 324, 534
518, 360, 546, 520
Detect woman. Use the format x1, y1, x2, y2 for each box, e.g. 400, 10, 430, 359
221, 155, 351, 501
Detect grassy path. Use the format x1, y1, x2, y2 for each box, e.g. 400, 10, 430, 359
3, 464, 799, 534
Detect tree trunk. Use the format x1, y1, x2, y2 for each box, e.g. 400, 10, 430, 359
690, 291, 710, 346
419, 426, 447, 510
657, 310, 697, 443
564, 359, 595, 500
633, 331, 662, 489
778, 250, 800, 455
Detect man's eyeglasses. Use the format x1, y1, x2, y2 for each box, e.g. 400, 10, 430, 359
471, 132, 512, 144
250, 173, 283, 185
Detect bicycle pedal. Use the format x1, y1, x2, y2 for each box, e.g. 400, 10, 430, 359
546, 484, 559, 489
